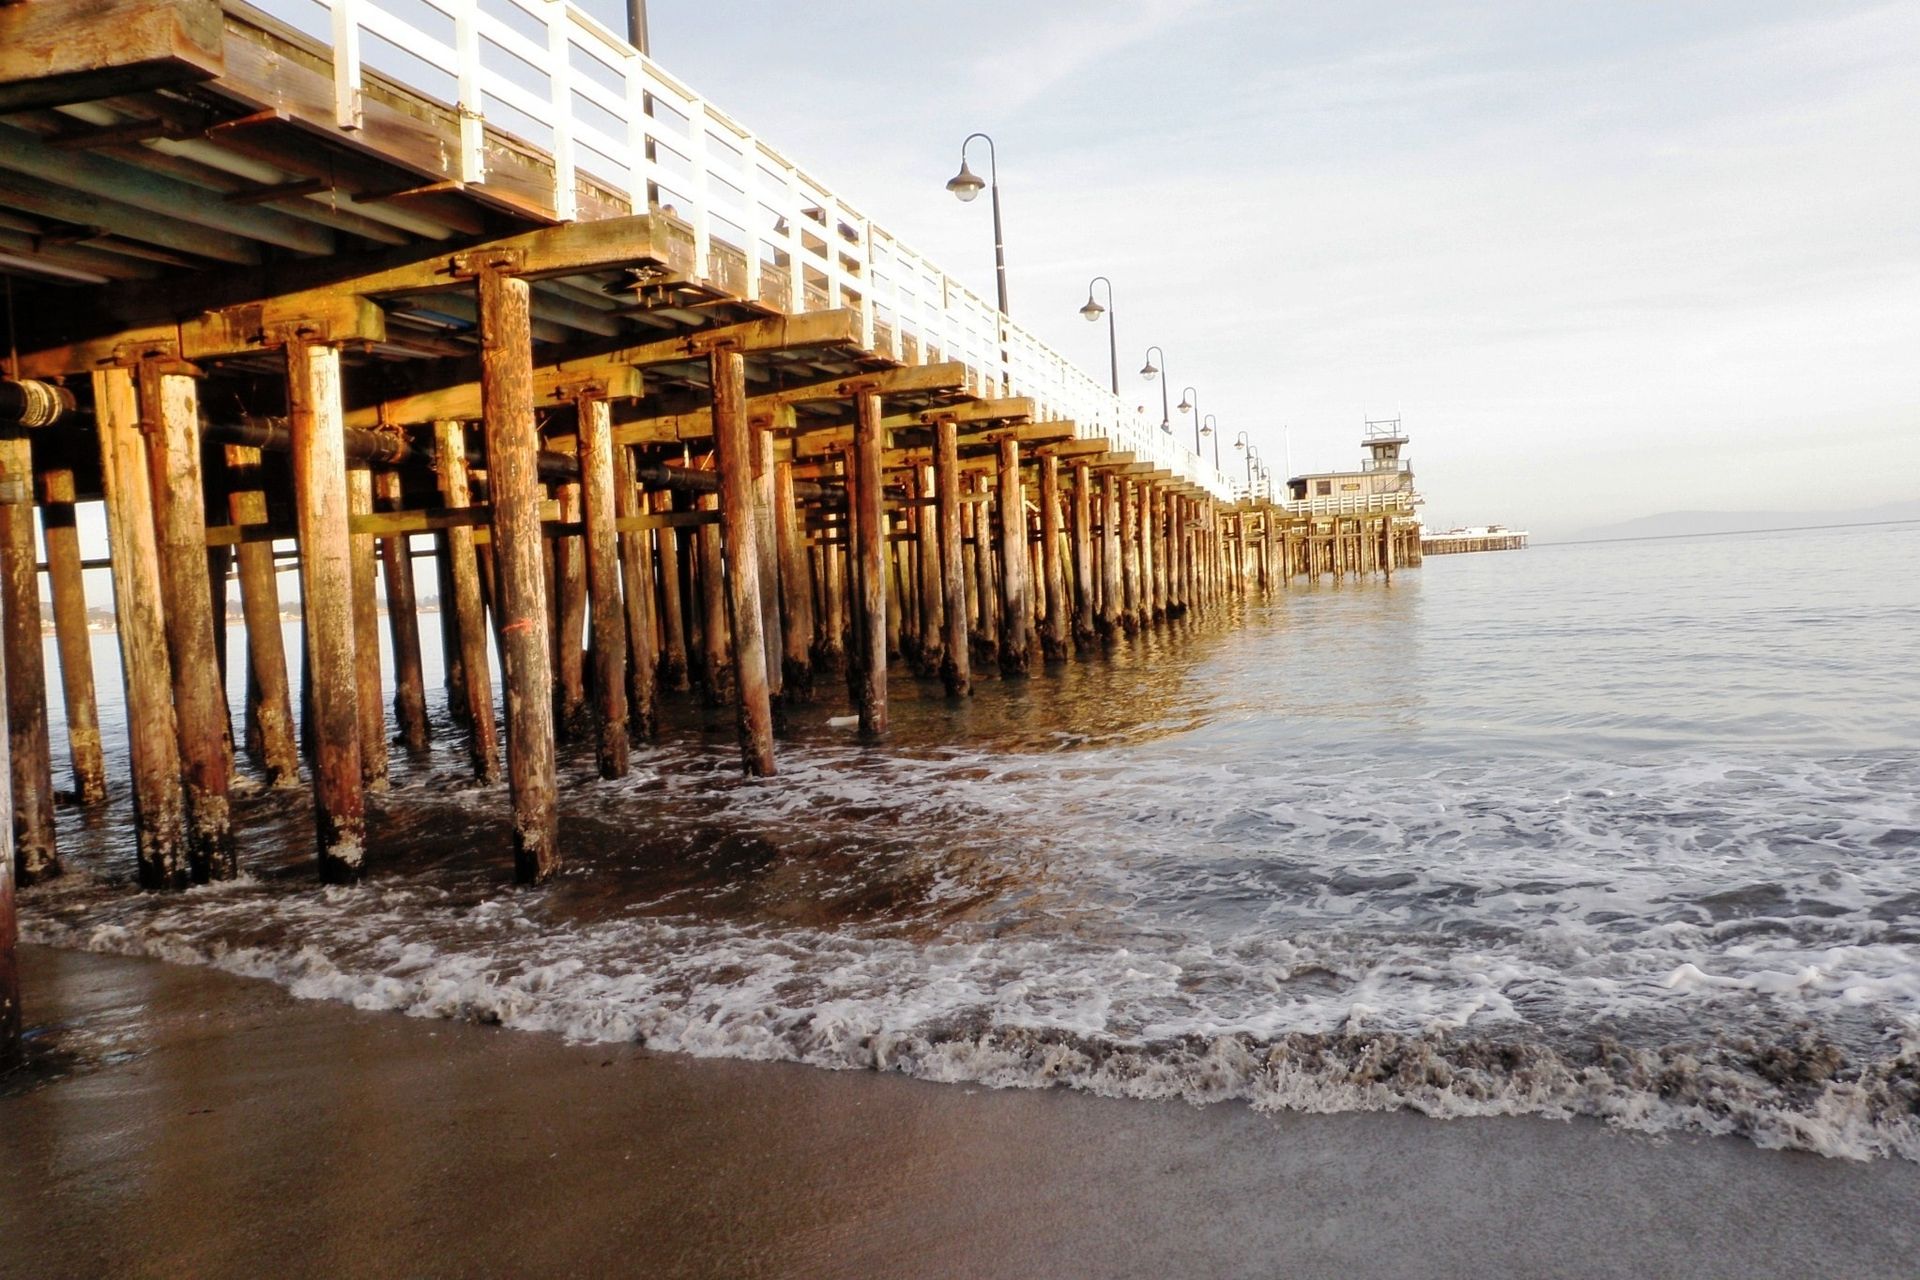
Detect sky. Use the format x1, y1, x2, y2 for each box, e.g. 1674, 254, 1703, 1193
576, 0, 1920, 538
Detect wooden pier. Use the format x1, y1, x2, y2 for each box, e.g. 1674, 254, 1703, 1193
0, 0, 1421, 1057
1421, 527, 1529, 555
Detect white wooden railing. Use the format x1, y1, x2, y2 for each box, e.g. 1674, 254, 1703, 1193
1278, 493, 1418, 517
268, 0, 1235, 495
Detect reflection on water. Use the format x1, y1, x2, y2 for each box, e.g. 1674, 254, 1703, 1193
22, 522, 1920, 1160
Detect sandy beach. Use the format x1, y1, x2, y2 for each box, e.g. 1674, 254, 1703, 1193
3, 945, 1916, 1280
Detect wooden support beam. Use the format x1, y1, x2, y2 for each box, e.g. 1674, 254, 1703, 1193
694, 491, 728, 704
348, 308, 856, 433
224, 445, 298, 785
434, 421, 500, 783
346, 465, 388, 792
287, 343, 366, 880
551, 481, 588, 733
0, 123, 332, 255
711, 349, 776, 775
0, 437, 56, 883
913, 464, 943, 678
626, 362, 973, 453
576, 392, 630, 779
750, 417, 784, 703
0, 0, 225, 113
375, 472, 430, 755
1138, 481, 1158, 627
910, 397, 1033, 427
815, 463, 847, 678
0, 653, 12, 1060
345, 364, 642, 432
38, 468, 107, 804
653, 489, 690, 691
17, 292, 385, 378
94, 366, 188, 888
141, 364, 237, 880
612, 441, 658, 738
1118, 478, 1140, 634
477, 266, 559, 883
850, 393, 887, 736
934, 421, 971, 697
1039, 454, 1069, 661
1098, 473, 1123, 639
1070, 462, 1096, 651
997, 437, 1033, 675
0, 168, 259, 268
773, 459, 815, 700
970, 473, 998, 665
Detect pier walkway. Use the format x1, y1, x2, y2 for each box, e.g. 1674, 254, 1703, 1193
0, 0, 1420, 1046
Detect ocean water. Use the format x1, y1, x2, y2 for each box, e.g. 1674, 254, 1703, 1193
19, 522, 1920, 1159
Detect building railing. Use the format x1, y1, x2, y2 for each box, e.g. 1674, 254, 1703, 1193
268, 0, 1235, 495
1277, 493, 1418, 517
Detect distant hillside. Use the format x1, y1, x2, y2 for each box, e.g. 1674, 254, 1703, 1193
1553, 500, 1920, 545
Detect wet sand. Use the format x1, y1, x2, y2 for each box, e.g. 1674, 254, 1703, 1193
3, 946, 1917, 1280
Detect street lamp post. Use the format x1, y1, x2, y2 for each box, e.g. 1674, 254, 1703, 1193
946, 133, 1009, 316
1079, 277, 1118, 395
1177, 386, 1201, 454
1233, 431, 1252, 494
1140, 346, 1170, 432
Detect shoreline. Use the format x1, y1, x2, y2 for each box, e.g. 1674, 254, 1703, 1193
4, 946, 1918, 1280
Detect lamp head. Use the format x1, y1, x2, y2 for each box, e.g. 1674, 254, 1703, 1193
1177, 396, 1192, 414
1200, 422, 1213, 436
1079, 294, 1105, 322
1140, 360, 1159, 380
946, 160, 985, 203
1234, 437, 1245, 450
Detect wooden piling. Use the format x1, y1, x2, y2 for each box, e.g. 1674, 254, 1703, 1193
375, 470, 431, 754
850, 391, 887, 736
139, 365, 236, 882
38, 468, 106, 805
1145, 486, 1164, 621
1097, 472, 1123, 637
433, 420, 500, 783
997, 437, 1033, 675
694, 491, 729, 704
0, 642, 13, 1061
1070, 462, 1096, 649
934, 419, 971, 697
971, 472, 1000, 664
914, 464, 944, 677
0, 437, 55, 883
285, 343, 366, 881
708, 347, 775, 776
1038, 454, 1069, 661
652, 488, 690, 690
750, 417, 784, 703
346, 465, 389, 792
773, 459, 815, 699
553, 481, 589, 731
884, 518, 905, 662
611, 436, 660, 738
1138, 482, 1158, 626
814, 461, 847, 676
434, 530, 469, 725
575, 390, 630, 779
1118, 478, 1141, 634
223, 445, 299, 786
475, 265, 558, 884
